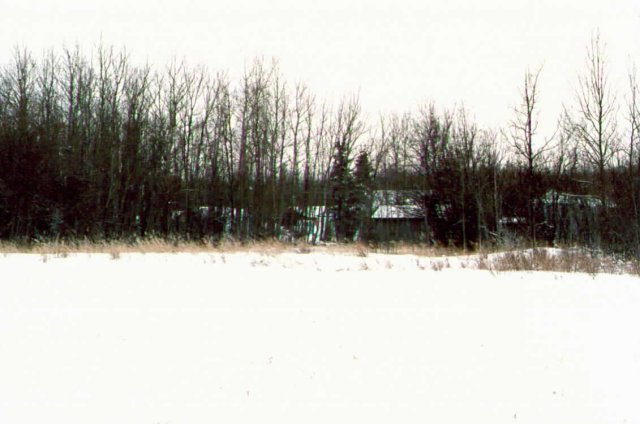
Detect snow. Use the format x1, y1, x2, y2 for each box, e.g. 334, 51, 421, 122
1, 251, 639, 424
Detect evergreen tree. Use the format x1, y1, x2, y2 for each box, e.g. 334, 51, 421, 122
330, 140, 356, 241
353, 150, 374, 241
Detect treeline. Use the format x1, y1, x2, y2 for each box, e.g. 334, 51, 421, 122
0, 46, 338, 240
0, 38, 639, 254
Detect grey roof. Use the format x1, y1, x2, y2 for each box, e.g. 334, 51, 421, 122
372, 190, 424, 220
543, 190, 614, 208
372, 204, 424, 219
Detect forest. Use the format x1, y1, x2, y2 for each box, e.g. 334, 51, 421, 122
1, 36, 639, 255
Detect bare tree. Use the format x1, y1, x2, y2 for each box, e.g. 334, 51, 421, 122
453, 107, 478, 250
573, 33, 618, 203
385, 113, 413, 183
412, 104, 453, 244
626, 66, 640, 252
0, 48, 38, 237
507, 66, 553, 245
472, 128, 502, 249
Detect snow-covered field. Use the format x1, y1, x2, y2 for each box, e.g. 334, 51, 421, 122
1, 251, 639, 424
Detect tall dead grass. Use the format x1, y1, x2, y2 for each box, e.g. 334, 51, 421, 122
0, 237, 194, 255
0, 237, 383, 256
0, 234, 483, 258
476, 248, 633, 276
1, 238, 639, 276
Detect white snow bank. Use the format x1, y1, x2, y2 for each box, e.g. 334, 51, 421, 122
1, 251, 639, 424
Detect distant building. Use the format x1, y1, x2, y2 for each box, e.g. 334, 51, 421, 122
371, 190, 426, 242
542, 189, 613, 246
280, 206, 331, 243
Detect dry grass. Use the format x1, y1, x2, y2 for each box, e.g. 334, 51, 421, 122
0, 236, 471, 258
373, 241, 463, 257
0, 237, 288, 255
476, 248, 634, 276
1, 238, 639, 276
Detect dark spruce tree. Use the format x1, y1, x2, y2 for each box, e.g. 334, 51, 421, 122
353, 150, 374, 242
330, 139, 356, 241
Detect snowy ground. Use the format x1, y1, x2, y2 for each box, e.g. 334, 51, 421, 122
1, 251, 639, 424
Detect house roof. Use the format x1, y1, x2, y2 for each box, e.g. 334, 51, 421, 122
372, 204, 424, 220
543, 190, 614, 208
371, 190, 425, 220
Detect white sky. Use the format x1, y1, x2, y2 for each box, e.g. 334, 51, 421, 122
2, 0, 640, 140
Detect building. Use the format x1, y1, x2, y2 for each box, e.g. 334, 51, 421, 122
371, 190, 425, 242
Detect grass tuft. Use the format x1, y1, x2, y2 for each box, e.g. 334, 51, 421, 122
476, 248, 629, 276
1, 237, 639, 276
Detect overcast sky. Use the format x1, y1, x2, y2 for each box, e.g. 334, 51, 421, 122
2, 0, 640, 139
